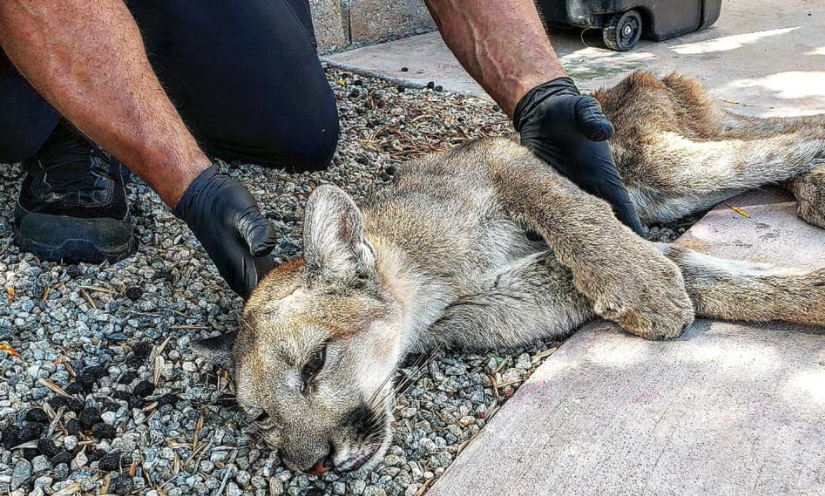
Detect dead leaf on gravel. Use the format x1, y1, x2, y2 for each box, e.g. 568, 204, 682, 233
531, 346, 558, 364
39, 378, 70, 397
11, 440, 38, 450
80, 288, 96, 309
0, 342, 20, 357
153, 355, 165, 384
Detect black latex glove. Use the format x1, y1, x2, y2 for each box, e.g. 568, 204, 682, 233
173, 165, 277, 298
513, 77, 645, 235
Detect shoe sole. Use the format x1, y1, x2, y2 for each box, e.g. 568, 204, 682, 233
14, 214, 137, 265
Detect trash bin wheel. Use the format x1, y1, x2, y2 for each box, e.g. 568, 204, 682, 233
603, 9, 643, 51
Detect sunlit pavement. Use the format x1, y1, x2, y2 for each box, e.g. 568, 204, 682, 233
326, 0, 825, 117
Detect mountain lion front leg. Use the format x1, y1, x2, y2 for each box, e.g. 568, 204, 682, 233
425, 251, 594, 351
487, 142, 694, 340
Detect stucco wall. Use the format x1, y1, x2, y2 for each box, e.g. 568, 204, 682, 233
309, 0, 435, 53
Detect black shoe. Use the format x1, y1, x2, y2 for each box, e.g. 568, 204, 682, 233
13, 121, 136, 264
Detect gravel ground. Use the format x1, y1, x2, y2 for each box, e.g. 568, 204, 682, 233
0, 68, 691, 496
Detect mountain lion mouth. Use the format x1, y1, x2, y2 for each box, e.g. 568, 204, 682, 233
337, 437, 388, 472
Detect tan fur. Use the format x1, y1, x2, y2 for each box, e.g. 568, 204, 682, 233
194, 72, 825, 473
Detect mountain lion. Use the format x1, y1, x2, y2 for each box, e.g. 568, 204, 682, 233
195, 72, 825, 474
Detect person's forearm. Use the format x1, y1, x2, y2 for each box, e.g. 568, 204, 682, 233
0, 0, 210, 207
425, 0, 566, 117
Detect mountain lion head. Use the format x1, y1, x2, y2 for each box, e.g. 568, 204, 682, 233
195, 185, 407, 474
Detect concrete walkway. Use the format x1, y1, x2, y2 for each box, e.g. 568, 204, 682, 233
427, 192, 825, 496
326, 0, 825, 116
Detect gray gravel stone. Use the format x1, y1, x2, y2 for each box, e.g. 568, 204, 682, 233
515, 353, 531, 369
70, 452, 87, 470
31, 455, 50, 474
365, 486, 388, 496
101, 411, 117, 425
63, 436, 78, 451
53, 464, 69, 481
269, 478, 285, 495
33, 476, 52, 488
209, 450, 229, 463
11, 460, 31, 490
351, 479, 368, 495
226, 482, 243, 496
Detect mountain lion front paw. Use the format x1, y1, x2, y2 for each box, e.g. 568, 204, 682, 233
793, 165, 825, 229
576, 241, 695, 340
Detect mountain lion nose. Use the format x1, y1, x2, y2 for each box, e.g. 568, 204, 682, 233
307, 456, 334, 475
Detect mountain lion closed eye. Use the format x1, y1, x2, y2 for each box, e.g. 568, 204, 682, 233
194, 72, 825, 474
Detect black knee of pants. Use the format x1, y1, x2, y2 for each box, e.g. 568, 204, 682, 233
127, 0, 339, 172
0, 0, 339, 172
0, 56, 60, 163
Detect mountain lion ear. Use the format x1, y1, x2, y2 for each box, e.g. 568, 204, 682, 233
191, 331, 236, 371
303, 185, 376, 281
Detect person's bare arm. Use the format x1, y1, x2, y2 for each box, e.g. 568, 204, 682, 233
424, 0, 566, 117
0, 0, 277, 297
0, 0, 209, 207
425, 0, 645, 234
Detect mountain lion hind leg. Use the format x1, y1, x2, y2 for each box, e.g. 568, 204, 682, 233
659, 244, 825, 329
594, 72, 825, 226
722, 111, 825, 229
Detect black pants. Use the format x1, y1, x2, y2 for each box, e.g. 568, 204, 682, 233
0, 0, 339, 171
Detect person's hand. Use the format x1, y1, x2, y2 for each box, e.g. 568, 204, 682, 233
173, 165, 277, 298
513, 77, 645, 235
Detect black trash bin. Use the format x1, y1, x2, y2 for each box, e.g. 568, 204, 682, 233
537, 0, 723, 51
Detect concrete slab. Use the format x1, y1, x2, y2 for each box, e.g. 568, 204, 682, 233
325, 0, 825, 116
679, 191, 825, 268
429, 320, 825, 496
427, 193, 825, 496
326, 32, 486, 96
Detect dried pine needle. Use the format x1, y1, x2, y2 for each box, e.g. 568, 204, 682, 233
80, 288, 96, 309
80, 285, 117, 294
726, 202, 752, 218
